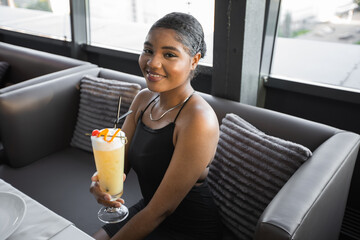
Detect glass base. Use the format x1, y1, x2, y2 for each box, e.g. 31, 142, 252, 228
98, 205, 129, 224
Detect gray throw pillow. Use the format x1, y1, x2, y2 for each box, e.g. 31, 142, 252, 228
208, 113, 312, 239
70, 75, 141, 152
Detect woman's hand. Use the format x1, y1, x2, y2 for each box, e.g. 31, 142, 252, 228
90, 172, 126, 208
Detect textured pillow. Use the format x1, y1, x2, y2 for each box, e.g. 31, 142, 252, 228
208, 113, 312, 239
0, 61, 10, 84
70, 75, 141, 152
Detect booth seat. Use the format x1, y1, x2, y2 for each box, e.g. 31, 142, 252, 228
0, 66, 359, 239
0, 42, 97, 161
0, 42, 95, 94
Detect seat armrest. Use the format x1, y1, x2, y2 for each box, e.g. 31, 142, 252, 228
0, 68, 100, 167
254, 132, 360, 240
0, 64, 97, 95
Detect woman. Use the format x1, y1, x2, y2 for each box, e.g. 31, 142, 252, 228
91, 12, 221, 240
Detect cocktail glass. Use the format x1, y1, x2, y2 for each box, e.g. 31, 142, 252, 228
91, 128, 129, 223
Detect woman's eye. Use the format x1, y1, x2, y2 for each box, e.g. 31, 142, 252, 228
143, 49, 152, 54
165, 53, 176, 58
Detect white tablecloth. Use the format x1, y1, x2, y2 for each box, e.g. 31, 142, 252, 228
0, 179, 92, 240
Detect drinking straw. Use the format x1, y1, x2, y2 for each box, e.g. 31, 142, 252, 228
115, 110, 133, 124
114, 96, 122, 128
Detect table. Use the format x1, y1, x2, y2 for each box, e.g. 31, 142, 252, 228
0, 179, 94, 240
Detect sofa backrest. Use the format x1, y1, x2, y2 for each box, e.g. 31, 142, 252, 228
98, 68, 147, 89
0, 67, 147, 167
0, 42, 90, 86
199, 92, 340, 152
97, 68, 337, 151
0, 65, 339, 166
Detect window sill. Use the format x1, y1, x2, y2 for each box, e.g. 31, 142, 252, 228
265, 75, 360, 104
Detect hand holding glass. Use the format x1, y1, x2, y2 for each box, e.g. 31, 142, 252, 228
91, 128, 128, 223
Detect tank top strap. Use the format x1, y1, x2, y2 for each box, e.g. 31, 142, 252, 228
173, 92, 195, 123
139, 95, 159, 120
143, 95, 159, 112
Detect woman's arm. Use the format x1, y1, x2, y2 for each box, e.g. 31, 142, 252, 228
112, 96, 219, 240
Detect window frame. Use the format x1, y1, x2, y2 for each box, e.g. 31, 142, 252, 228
211, 0, 267, 106
1, 0, 359, 105
261, 0, 360, 105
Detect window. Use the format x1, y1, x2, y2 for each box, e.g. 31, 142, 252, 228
0, 0, 71, 40
271, 0, 360, 91
88, 0, 215, 65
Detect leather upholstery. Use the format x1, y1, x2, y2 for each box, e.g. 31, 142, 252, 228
0, 67, 145, 234
0, 42, 96, 161
254, 132, 359, 240
0, 66, 359, 239
0, 42, 92, 86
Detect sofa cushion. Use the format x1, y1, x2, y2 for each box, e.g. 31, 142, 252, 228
0, 61, 10, 86
71, 75, 141, 152
208, 113, 312, 239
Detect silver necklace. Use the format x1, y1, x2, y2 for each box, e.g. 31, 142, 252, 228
149, 92, 194, 121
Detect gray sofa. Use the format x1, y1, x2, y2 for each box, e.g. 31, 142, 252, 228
0, 42, 96, 161
0, 42, 95, 93
0, 66, 359, 239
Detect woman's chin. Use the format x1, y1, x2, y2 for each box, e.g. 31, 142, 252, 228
146, 83, 162, 93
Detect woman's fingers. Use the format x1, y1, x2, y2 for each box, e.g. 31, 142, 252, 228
116, 198, 125, 205
98, 196, 124, 208
91, 172, 99, 182
90, 171, 125, 208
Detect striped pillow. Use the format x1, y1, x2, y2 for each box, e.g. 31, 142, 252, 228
208, 113, 312, 239
70, 75, 141, 152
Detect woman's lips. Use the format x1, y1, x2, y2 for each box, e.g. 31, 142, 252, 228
146, 70, 166, 82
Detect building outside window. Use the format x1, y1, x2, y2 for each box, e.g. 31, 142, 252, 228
0, 0, 71, 40
88, 0, 215, 66
0, 0, 215, 65
271, 0, 360, 91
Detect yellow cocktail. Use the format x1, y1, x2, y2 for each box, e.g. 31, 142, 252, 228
91, 128, 128, 223
93, 143, 124, 199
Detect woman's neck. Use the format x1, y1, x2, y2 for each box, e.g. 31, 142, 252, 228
157, 86, 194, 110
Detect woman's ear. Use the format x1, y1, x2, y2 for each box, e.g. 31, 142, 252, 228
191, 52, 201, 70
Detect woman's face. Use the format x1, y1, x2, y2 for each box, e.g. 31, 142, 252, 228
138, 28, 200, 93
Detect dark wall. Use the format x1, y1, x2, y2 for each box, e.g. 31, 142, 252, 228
0, 31, 72, 57
85, 49, 213, 94
0, 32, 213, 95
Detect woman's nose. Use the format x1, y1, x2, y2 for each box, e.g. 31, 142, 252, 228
147, 54, 161, 68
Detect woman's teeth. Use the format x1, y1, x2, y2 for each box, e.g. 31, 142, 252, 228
149, 73, 161, 77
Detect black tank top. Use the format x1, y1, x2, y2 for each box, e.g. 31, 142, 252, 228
126, 94, 221, 239
128, 94, 192, 204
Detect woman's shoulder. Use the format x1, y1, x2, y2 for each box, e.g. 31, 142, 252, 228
129, 88, 156, 120
179, 93, 219, 131
131, 88, 156, 108
134, 88, 155, 100
174, 93, 219, 146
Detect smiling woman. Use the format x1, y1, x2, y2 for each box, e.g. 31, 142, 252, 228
138, 28, 200, 93
90, 12, 221, 240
